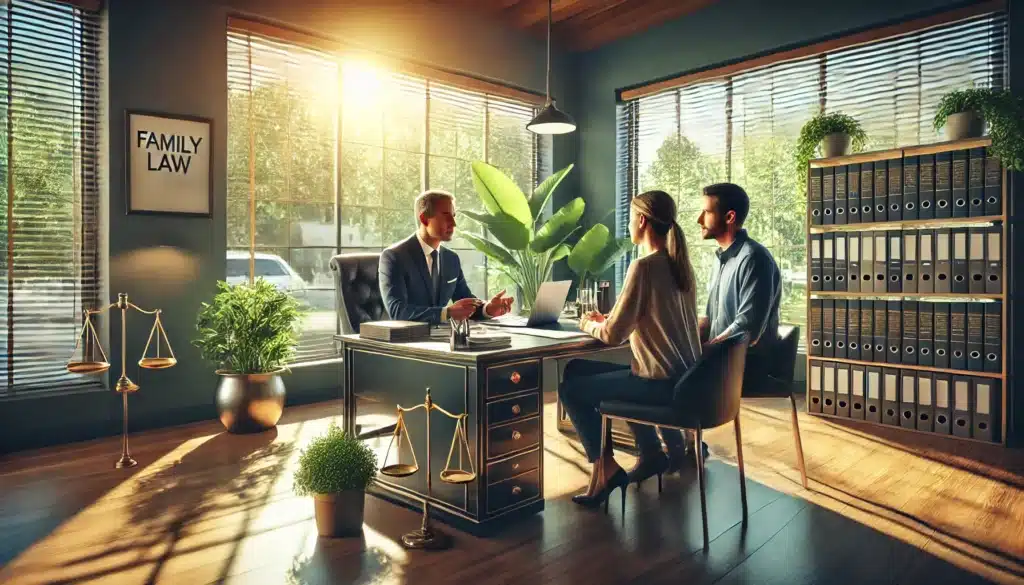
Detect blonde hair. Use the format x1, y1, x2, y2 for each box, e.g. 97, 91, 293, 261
631, 190, 695, 294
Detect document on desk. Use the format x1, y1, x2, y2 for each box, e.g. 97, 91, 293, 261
480, 324, 590, 339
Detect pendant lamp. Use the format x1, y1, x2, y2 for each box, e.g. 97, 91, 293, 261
527, 0, 576, 134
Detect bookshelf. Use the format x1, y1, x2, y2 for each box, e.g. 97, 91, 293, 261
804, 137, 1008, 445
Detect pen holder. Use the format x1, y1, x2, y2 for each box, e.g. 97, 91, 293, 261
449, 319, 471, 351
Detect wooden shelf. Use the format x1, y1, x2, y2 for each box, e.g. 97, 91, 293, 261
809, 215, 1004, 233
808, 355, 1004, 379
806, 410, 1003, 446
809, 291, 1003, 300
808, 137, 993, 168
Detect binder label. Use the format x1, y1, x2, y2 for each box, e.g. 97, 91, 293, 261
919, 377, 932, 405
954, 380, 969, 410
976, 382, 990, 415
884, 373, 897, 401
936, 379, 949, 408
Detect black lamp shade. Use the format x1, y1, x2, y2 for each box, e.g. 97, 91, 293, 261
527, 100, 576, 135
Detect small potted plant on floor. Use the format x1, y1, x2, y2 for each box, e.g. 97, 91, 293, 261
293, 423, 379, 537
934, 87, 1024, 171
796, 112, 868, 174
193, 278, 303, 433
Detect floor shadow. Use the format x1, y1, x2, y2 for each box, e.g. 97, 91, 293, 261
285, 535, 396, 585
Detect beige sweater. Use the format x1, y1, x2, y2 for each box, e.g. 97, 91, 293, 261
582, 251, 702, 380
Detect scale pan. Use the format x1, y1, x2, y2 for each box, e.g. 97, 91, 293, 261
67, 361, 110, 374
380, 463, 419, 477
439, 470, 476, 484
139, 357, 177, 369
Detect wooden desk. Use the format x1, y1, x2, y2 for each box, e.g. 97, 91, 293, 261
337, 327, 630, 535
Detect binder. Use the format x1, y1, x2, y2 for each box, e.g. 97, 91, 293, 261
985, 226, 1002, 294
835, 234, 848, 291
933, 374, 952, 435
823, 166, 835, 225
823, 233, 835, 291
882, 367, 900, 425
949, 302, 967, 371
952, 376, 972, 437
847, 163, 861, 224
952, 149, 968, 218
951, 228, 968, 294
918, 153, 935, 219
902, 232, 918, 294
847, 300, 861, 361
809, 298, 823, 356
874, 160, 888, 220
903, 155, 919, 220
860, 234, 874, 291
935, 228, 951, 293
902, 301, 918, 365
900, 371, 916, 429
918, 230, 935, 293
984, 147, 1002, 216
917, 302, 934, 367
836, 363, 851, 417
873, 301, 887, 362
847, 233, 860, 292
866, 367, 883, 423
966, 303, 984, 372
935, 151, 952, 218
808, 362, 822, 413
850, 365, 866, 420
915, 372, 933, 432
860, 299, 874, 363
887, 230, 902, 293
971, 378, 999, 442
810, 233, 822, 291
968, 228, 986, 294
822, 362, 837, 415
887, 157, 903, 221
873, 233, 888, 293
809, 167, 823, 225
835, 165, 848, 225
860, 162, 875, 223
933, 302, 950, 369
823, 299, 835, 358
984, 301, 1001, 374
886, 300, 902, 364
835, 300, 848, 359
968, 147, 985, 217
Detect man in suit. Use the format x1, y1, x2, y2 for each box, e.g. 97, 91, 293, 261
379, 189, 514, 324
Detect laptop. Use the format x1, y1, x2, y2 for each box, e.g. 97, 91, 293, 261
486, 280, 572, 328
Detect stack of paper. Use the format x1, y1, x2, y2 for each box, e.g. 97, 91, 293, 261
359, 320, 430, 342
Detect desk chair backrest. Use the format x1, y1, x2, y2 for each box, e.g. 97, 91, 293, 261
672, 332, 750, 429
330, 253, 385, 334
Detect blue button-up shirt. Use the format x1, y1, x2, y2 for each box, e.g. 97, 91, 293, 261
706, 230, 782, 346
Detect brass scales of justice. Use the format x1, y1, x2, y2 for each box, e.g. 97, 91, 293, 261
66, 293, 176, 469
379, 387, 475, 550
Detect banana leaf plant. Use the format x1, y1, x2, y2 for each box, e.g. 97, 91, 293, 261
567, 223, 633, 293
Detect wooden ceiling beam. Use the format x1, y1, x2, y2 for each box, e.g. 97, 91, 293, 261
565, 0, 713, 51
508, 0, 609, 29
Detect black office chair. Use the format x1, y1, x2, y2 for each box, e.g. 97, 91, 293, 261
741, 325, 807, 489
329, 253, 386, 334
599, 332, 750, 550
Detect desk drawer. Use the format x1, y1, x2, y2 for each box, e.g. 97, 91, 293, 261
487, 392, 540, 427
487, 469, 540, 514
487, 360, 540, 398
487, 448, 540, 485
487, 416, 540, 460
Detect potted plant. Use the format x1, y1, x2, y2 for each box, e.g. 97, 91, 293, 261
567, 222, 633, 307
796, 112, 868, 173
293, 423, 378, 537
934, 87, 1024, 171
193, 278, 303, 434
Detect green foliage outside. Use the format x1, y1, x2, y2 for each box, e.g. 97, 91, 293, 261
293, 423, 378, 495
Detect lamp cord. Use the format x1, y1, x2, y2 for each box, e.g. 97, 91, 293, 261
545, 0, 551, 101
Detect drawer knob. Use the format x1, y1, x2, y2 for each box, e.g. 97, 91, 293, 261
511, 404, 521, 415
512, 462, 520, 470
512, 486, 522, 495
510, 371, 521, 384
512, 430, 522, 440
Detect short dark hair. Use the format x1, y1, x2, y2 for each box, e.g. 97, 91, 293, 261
703, 183, 750, 227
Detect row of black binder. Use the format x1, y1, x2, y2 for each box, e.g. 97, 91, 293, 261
809, 227, 1001, 294
808, 299, 1001, 374
808, 360, 1000, 443
808, 148, 1002, 226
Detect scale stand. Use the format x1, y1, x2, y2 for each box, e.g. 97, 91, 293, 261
67, 293, 176, 469
379, 387, 475, 550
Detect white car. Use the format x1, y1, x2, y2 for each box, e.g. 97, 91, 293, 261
226, 251, 308, 300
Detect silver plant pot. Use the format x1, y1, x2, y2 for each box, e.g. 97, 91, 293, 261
821, 132, 852, 158
215, 370, 286, 433
945, 111, 985, 140
313, 491, 366, 537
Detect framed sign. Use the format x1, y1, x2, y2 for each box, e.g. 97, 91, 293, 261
125, 110, 213, 217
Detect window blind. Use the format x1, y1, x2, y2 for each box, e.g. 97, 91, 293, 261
227, 26, 543, 364
0, 0, 102, 395
617, 10, 1007, 341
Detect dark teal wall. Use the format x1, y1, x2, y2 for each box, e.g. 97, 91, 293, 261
0, 0, 573, 453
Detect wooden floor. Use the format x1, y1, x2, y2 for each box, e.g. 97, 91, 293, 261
1, 394, 1023, 585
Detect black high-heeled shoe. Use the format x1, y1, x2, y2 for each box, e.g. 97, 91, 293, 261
572, 467, 629, 514
626, 451, 670, 492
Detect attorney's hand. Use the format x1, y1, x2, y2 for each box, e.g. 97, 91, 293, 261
484, 290, 514, 317
448, 298, 483, 321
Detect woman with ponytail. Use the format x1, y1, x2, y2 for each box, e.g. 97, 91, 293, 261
558, 190, 703, 512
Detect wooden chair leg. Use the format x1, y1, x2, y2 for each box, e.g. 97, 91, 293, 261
789, 394, 808, 489
734, 414, 748, 522
695, 426, 709, 550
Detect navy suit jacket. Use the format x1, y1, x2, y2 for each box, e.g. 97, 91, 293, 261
378, 234, 483, 325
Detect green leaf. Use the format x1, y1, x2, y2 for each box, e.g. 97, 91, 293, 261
591, 237, 633, 276
567, 224, 610, 276
470, 161, 532, 226
530, 197, 585, 253
460, 232, 519, 267
549, 243, 571, 262
529, 164, 574, 222
459, 210, 530, 250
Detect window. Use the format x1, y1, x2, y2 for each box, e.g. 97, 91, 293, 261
618, 10, 1007, 343
0, 0, 101, 395
227, 25, 544, 363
